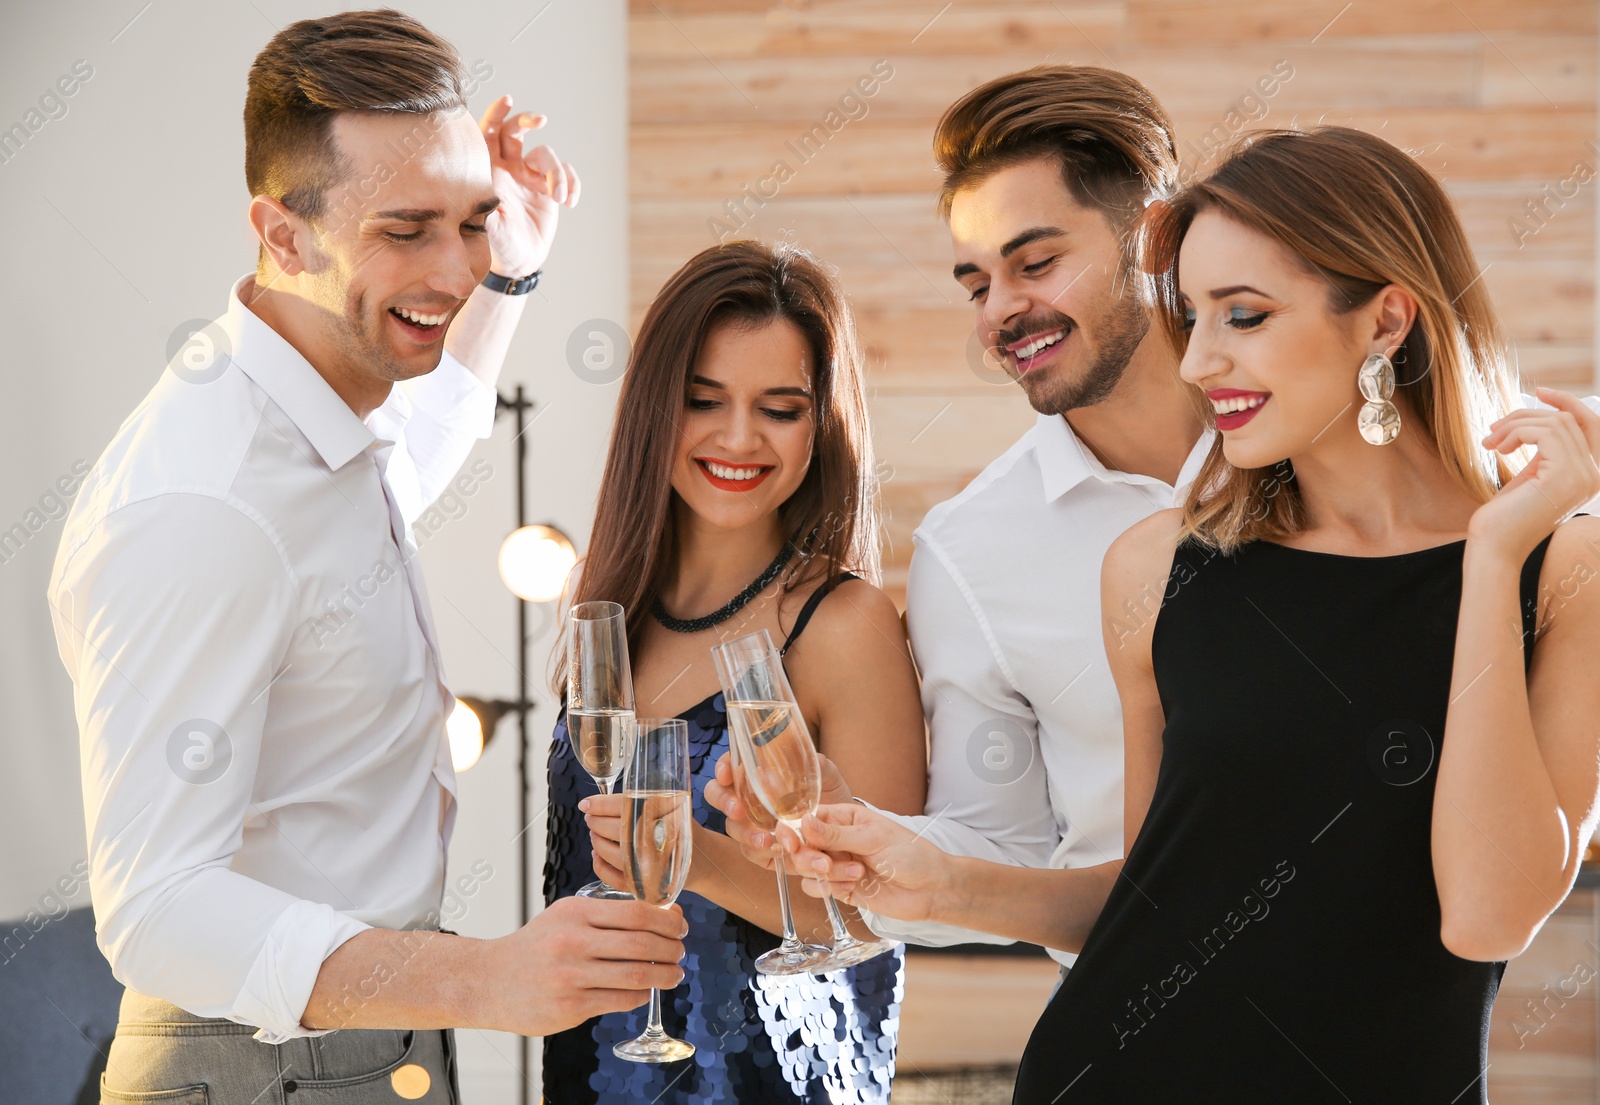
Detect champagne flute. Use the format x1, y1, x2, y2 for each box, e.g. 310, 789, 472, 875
724, 705, 832, 976
712, 630, 897, 971
568, 600, 637, 901
613, 717, 696, 1064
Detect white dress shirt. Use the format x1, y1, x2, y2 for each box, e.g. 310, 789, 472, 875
864, 396, 1600, 967
48, 275, 495, 1042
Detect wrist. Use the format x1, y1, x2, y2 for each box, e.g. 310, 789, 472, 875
481, 267, 541, 296
440, 932, 491, 1030
931, 852, 971, 926
1463, 534, 1531, 577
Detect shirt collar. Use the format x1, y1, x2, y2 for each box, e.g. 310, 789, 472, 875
223, 274, 382, 472
1035, 411, 1216, 505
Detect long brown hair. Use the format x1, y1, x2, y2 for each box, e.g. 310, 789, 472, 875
554, 241, 879, 691
1141, 126, 1522, 553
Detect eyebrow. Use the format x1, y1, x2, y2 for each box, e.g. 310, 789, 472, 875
1208, 284, 1271, 299
952, 226, 1067, 279
368, 197, 502, 223
691, 375, 812, 399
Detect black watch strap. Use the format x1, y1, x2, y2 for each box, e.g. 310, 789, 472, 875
482, 268, 541, 295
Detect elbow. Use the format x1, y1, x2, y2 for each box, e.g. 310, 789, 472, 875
1438, 907, 1540, 962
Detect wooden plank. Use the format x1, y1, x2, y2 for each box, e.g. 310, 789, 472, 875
1447, 183, 1595, 261
1127, 0, 1596, 44
1166, 108, 1599, 184
1479, 35, 1599, 108
630, 120, 940, 198
857, 306, 1011, 394
879, 474, 976, 572
631, 4, 1124, 60
631, 196, 961, 312
870, 392, 1037, 478
629, 45, 1485, 125
1483, 257, 1594, 347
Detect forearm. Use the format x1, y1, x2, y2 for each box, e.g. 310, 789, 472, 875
939, 854, 1122, 954
302, 928, 484, 1031
1433, 542, 1571, 955
443, 281, 529, 389
690, 827, 877, 944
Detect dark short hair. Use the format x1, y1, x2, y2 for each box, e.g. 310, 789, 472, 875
934, 65, 1179, 227
244, 8, 467, 223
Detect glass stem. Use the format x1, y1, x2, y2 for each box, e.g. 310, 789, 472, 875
772, 852, 803, 946
644, 987, 664, 1037
794, 819, 857, 946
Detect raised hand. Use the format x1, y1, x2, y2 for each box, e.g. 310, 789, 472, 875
1473, 387, 1600, 560
476, 95, 580, 278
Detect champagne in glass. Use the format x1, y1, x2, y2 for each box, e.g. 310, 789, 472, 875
713, 631, 897, 972
722, 696, 832, 976
613, 718, 696, 1064
568, 601, 637, 900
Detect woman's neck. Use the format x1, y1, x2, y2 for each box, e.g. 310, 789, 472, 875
661, 499, 788, 616
1286, 404, 1483, 551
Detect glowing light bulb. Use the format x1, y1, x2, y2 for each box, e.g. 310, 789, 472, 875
498, 524, 577, 603
447, 698, 486, 772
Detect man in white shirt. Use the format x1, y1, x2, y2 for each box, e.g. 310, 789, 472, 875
49, 11, 683, 1100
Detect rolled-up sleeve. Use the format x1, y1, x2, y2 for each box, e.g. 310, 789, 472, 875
397, 352, 497, 512
50, 493, 369, 1042
856, 533, 1059, 949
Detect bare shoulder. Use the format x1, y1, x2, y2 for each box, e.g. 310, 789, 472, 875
1104, 507, 1188, 582
801, 577, 908, 656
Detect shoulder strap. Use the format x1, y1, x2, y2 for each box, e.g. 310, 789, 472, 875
780, 572, 860, 656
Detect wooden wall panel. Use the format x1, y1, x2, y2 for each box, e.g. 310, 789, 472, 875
627, 0, 1599, 595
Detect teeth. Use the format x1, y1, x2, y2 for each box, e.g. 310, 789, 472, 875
1211, 394, 1267, 414
705, 461, 765, 481
393, 306, 447, 327
1014, 329, 1066, 360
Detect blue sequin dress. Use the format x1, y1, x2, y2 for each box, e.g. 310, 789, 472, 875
542, 687, 904, 1104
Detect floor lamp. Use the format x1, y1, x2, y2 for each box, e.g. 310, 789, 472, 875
446, 384, 577, 1105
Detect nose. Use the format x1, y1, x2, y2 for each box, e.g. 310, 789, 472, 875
425, 225, 482, 303
1178, 319, 1222, 388
980, 272, 1032, 344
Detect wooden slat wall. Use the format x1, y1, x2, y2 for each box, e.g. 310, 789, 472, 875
630, 4, 1599, 1096
631, 0, 1599, 604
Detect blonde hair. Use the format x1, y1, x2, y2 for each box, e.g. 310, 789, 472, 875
1141, 126, 1521, 553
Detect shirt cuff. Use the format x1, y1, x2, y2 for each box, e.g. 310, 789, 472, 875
233, 900, 372, 1043
401, 352, 497, 440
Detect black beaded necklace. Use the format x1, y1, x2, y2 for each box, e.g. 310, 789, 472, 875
651, 542, 796, 634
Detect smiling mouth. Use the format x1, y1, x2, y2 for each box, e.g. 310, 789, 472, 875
388, 305, 452, 341
696, 458, 775, 492
1006, 326, 1072, 375
1209, 391, 1272, 430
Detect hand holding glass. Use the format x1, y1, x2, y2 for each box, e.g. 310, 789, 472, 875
712, 630, 896, 971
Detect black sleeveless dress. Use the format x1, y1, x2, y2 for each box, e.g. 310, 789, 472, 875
1013, 533, 1554, 1104
543, 573, 904, 1104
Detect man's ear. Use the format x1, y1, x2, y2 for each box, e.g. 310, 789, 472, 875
248, 194, 310, 277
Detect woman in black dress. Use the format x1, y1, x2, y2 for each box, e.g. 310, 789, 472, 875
753, 127, 1600, 1102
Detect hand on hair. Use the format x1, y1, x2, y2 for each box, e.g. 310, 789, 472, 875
1472, 387, 1600, 559
478, 95, 580, 277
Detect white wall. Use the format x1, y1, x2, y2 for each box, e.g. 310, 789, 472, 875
0, 2, 627, 1099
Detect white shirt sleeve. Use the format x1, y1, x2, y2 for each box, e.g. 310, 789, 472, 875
396, 352, 497, 514
51, 493, 369, 1043
856, 533, 1059, 949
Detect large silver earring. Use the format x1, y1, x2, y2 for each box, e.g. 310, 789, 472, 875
1357, 352, 1400, 445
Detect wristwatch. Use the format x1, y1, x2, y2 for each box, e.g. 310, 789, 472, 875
482, 268, 541, 295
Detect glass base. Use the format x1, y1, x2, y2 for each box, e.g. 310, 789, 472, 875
576, 879, 636, 901
816, 937, 897, 970
613, 1031, 695, 1064
754, 940, 834, 977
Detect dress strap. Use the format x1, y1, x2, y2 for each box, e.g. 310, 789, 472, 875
781, 572, 860, 656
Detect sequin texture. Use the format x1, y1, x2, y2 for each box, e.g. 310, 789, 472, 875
543, 692, 903, 1104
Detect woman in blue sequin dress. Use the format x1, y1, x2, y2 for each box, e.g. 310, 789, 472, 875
542, 240, 928, 1104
